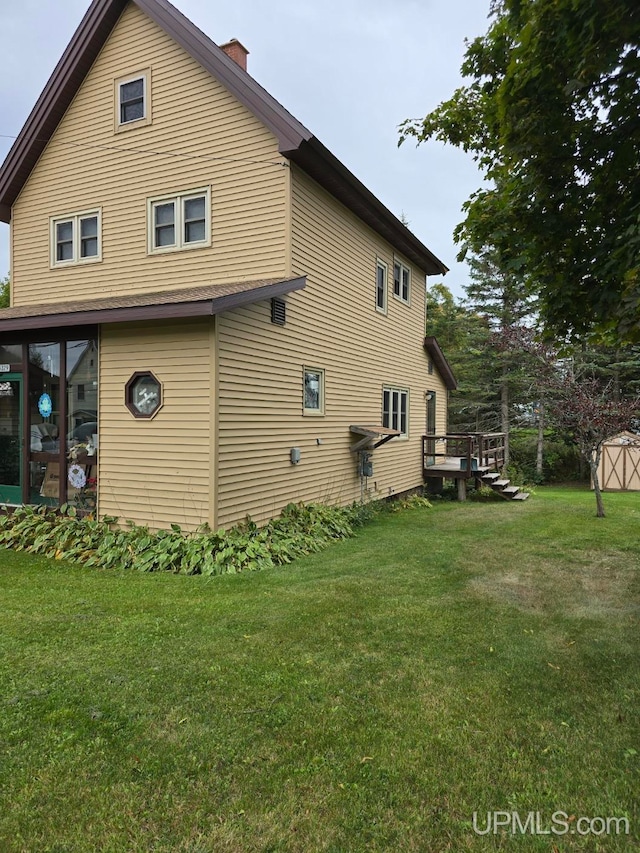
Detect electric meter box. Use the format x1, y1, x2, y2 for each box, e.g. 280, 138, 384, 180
360, 452, 373, 478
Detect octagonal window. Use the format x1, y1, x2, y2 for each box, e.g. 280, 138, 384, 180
125, 371, 162, 418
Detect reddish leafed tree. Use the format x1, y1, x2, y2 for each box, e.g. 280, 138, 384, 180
497, 326, 640, 516
546, 374, 639, 516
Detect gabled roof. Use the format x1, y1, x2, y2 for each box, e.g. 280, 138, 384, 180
0, 276, 305, 331
424, 336, 457, 390
0, 0, 448, 276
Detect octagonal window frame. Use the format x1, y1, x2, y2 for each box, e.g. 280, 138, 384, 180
125, 371, 163, 419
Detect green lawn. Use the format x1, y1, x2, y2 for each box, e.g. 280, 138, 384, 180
0, 487, 638, 852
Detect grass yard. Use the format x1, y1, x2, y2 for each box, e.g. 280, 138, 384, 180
0, 487, 638, 852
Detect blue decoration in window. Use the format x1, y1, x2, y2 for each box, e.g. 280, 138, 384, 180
38, 393, 53, 418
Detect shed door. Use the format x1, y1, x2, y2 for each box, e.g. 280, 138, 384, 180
602, 443, 640, 491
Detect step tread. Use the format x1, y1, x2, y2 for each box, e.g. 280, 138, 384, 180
512, 492, 530, 501
492, 479, 510, 488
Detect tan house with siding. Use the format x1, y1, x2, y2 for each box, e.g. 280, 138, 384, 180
0, 0, 455, 531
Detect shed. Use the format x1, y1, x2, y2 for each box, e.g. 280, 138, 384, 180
596, 432, 640, 491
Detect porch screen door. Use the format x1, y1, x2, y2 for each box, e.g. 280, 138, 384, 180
0, 376, 22, 504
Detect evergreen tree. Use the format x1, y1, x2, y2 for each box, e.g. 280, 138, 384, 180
426, 283, 499, 434
463, 248, 538, 465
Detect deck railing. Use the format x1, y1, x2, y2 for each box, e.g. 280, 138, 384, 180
422, 432, 506, 476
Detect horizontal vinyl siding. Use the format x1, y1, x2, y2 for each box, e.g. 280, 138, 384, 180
11, 3, 287, 307
216, 166, 448, 527
98, 319, 213, 531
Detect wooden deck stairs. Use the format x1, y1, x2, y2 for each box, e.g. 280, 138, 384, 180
422, 433, 530, 502
481, 472, 530, 501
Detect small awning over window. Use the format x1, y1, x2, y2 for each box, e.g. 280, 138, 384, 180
349, 424, 401, 453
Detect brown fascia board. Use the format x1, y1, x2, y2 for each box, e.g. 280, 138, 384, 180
0, 277, 305, 333
0, 0, 308, 222
0, 0, 448, 277
134, 0, 310, 152
286, 138, 449, 277
0, 0, 128, 221
424, 335, 457, 390
137, 0, 448, 274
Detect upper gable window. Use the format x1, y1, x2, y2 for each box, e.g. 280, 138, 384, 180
393, 260, 411, 305
147, 189, 211, 254
50, 210, 102, 268
115, 70, 151, 131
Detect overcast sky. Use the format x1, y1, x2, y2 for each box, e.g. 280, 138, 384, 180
0, 0, 491, 296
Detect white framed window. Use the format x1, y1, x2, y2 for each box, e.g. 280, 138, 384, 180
147, 189, 211, 254
393, 260, 411, 304
376, 259, 387, 313
50, 210, 102, 267
115, 70, 151, 130
303, 367, 325, 415
382, 386, 409, 436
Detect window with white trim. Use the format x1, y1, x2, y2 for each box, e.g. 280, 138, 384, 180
303, 367, 325, 415
376, 259, 387, 313
382, 386, 408, 436
393, 260, 411, 304
115, 71, 151, 129
148, 189, 211, 253
50, 210, 101, 267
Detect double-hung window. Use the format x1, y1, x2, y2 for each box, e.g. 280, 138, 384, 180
50, 210, 101, 267
382, 387, 408, 436
120, 78, 145, 123
115, 71, 151, 129
393, 260, 411, 304
376, 259, 387, 313
148, 189, 211, 253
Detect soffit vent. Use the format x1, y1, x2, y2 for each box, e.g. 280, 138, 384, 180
271, 297, 286, 325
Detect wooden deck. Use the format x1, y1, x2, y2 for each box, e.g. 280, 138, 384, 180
423, 458, 492, 478
422, 433, 529, 502
423, 433, 506, 480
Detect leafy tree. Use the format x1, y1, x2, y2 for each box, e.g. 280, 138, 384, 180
0, 276, 9, 308
400, 0, 640, 342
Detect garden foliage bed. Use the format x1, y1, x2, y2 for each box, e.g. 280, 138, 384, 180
0, 502, 366, 575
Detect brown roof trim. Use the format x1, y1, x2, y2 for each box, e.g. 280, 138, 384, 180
0, 0, 309, 223
0, 276, 305, 333
0, 0, 128, 220
0, 0, 447, 276
135, 0, 309, 151
287, 138, 448, 276
424, 336, 457, 390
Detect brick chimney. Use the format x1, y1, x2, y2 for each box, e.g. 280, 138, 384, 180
220, 39, 249, 72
